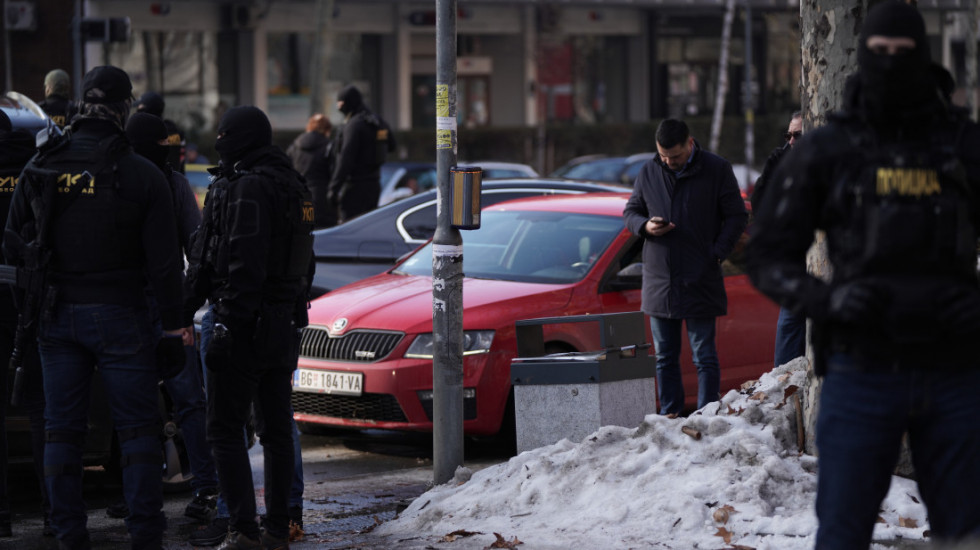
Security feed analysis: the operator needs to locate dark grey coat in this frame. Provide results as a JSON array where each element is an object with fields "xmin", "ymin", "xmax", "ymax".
[{"xmin": 623, "ymin": 141, "xmax": 747, "ymax": 319}]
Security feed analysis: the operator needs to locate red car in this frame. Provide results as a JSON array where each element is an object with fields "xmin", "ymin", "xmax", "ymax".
[{"xmin": 291, "ymin": 193, "xmax": 777, "ymax": 436}]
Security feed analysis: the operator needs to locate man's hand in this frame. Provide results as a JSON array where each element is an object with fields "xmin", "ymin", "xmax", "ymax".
[
  {"xmin": 827, "ymin": 281, "xmax": 887, "ymax": 324},
  {"xmin": 645, "ymin": 217, "xmax": 676, "ymax": 237}
]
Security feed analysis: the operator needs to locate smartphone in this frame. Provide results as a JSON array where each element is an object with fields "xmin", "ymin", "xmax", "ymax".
[{"xmin": 650, "ymin": 216, "xmax": 668, "ymax": 226}]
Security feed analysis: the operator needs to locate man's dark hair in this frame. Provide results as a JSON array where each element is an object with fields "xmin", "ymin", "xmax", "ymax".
[{"xmin": 656, "ymin": 119, "xmax": 690, "ymax": 149}]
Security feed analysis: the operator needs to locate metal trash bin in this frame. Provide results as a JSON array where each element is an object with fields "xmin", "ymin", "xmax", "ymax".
[{"xmin": 509, "ymin": 311, "xmax": 656, "ymax": 453}]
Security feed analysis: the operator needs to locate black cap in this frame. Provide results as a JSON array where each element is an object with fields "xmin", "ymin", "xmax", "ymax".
[
  {"xmin": 81, "ymin": 65, "xmax": 133, "ymax": 104},
  {"xmin": 136, "ymin": 91, "xmax": 165, "ymax": 117}
]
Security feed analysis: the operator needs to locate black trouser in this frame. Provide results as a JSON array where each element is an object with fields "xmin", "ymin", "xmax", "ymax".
[{"xmin": 206, "ymin": 356, "xmax": 294, "ymax": 539}]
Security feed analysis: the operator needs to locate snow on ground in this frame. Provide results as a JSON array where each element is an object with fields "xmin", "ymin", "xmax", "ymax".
[{"xmin": 377, "ymin": 359, "xmax": 929, "ymax": 549}]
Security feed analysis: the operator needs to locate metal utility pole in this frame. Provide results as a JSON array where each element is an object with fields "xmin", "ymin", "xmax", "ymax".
[
  {"xmin": 73, "ymin": 0, "xmax": 83, "ymax": 99},
  {"xmin": 432, "ymin": 0, "xmax": 464, "ymax": 486}
]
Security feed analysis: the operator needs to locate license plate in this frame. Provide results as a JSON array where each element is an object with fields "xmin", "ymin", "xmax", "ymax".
[{"xmin": 293, "ymin": 368, "xmax": 363, "ymax": 396}]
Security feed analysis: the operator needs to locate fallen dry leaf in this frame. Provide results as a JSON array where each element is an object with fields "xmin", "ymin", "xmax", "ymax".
[
  {"xmin": 749, "ymin": 391, "xmax": 767, "ymax": 401},
  {"xmin": 740, "ymin": 380, "xmax": 758, "ymax": 391},
  {"xmin": 907, "ymin": 493, "xmax": 920, "ymax": 504},
  {"xmin": 778, "ymin": 373, "xmax": 791, "ymax": 383},
  {"xmin": 441, "ymin": 529, "xmax": 482, "ymax": 542},
  {"xmin": 485, "ymin": 532, "xmax": 524, "ymax": 549},
  {"xmin": 288, "ymin": 520, "xmax": 304, "ymax": 542},
  {"xmin": 899, "ymin": 517, "xmax": 918, "ymax": 528},
  {"xmin": 782, "ymin": 385, "xmax": 799, "ymax": 402},
  {"xmin": 732, "ymin": 545, "xmax": 757, "ymax": 550},
  {"xmin": 876, "ymin": 516, "xmax": 886, "ymax": 524},
  {"xmin": 715, "ymin": 526, "xmax": 733, "ymax": 543}
]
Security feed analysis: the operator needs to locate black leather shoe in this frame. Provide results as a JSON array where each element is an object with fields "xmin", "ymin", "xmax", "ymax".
[
  {"xmin": 189, "ymin": 517, "xmax": 230, "ymax": 547},
  {"xmin": 105, "ymin": 498, "xmax": 129, "ymax": 519},
  {"xmin": 216, "ymin": 531, "xmax": 262, "ymax": 549},
  {"xmin": 185, "ymin": 487, "xmax": 219, "ymax": 523}
]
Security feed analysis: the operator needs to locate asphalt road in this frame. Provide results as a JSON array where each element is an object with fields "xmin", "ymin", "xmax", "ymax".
[{"xmin": 0, "ymin": 429, "xmax": 511, "ymax": 549}]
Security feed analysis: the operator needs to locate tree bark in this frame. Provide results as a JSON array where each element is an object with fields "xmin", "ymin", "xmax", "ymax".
[
  {"xmin": 709, "ymin": 0, "xmax": 737, "ymax": 153},
  {"xmin": 799, "ymin": 0, "xmax": 869, "ymax": 456}
]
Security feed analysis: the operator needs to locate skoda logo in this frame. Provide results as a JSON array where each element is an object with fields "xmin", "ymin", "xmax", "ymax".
[{"xmin": 331, "ymin": 318, "xmax": 349, "ymax": 333}]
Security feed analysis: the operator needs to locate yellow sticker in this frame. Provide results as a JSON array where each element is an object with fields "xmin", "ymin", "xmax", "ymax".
[
  {"xmin": 437, "ymin": 129, "xmax": 452, "ymax": 149},
  {"xmin": 436, "ymin": 84, "xmax": 449, "ymax": 118}
]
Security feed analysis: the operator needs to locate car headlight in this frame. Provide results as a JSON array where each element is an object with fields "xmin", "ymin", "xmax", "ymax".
[{"xmin": 404, "ymin": 330, "xmax": 494, "ymax": 359}]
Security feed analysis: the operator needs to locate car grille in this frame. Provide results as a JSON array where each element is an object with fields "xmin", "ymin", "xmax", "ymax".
[
  {"xmin": 300, "ymin": 327, "xmax": 403, "ymax": 362},
  {"xmin": 291, "ymin": 392, "xmax": 408, "ymax": 423}
]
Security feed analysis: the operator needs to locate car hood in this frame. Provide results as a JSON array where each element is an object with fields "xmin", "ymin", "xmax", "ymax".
[{"xmin": 308, "ymin": 273, "xmax": 574, "ymax": 335}]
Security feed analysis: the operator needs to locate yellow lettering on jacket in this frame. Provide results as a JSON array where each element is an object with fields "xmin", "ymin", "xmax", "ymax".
[
  {"xmin": 0, "ymin": 175, "xmax": 17, "ymax": 192},
  {"xmin": 875, "ymin": 168, "xmax": 941, "ymax": 197},
  {"xmin": 57, "ymin": 173, "xmax": 96, "ymax": 195},
  {"xmin": 165, "ymin": 133, "xmax": 182, "ymax": 146},
  {"xmin": 301, "ymin": 201, "xmax": 315, "ymax": 223},
  {"xmin": 50, "ymin": 115, "xmax": 66, "ymax": 128}
]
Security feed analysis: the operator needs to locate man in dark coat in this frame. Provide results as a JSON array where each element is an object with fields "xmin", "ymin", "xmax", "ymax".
[
  {"xmin": 182, "ymin": 105, "xmax": 313, "ymax": 549},
  {"xmin": 747, "ymin": 2, "xmax": 980, "ymax": 548},
  {"xmin": 4, "ymin": 65, "xmax": 185, "ymax": 550},
  {"xmin": 328, "ymin": 85, "xmax": 395, "ymax": 222},
  {"xmin": 623, "ymin": 118, "xmax": 747, "ymax": 417},
  {"xmin": 287, "ymin": 113, "xmax": 337, "ymax": 228}
]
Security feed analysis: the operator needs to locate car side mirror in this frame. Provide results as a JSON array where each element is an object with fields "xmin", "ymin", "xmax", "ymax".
[{"xmin": 607, "ymin": 262, "xmax": 642, "ymax": 291}]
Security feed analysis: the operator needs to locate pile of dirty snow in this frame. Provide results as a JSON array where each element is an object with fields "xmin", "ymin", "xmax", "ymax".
[{"xmin": 376, "ymin": 359, "xmax": 929, "ymax": 549}]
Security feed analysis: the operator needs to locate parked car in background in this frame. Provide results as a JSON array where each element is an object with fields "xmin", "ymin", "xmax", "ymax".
[
  {"xmin": 551, "ymin": 153, "xmax": 654, "ymax": 186},
  {"xmin": 378, "ymin": 161, "xmax": 539, "ymax": 207},
  {"xmin": 2, "ymin": 92, "xmax": 50, "ymax": 137},
  {"xmin": 309, "ymin": 178, "xmax": 628, "ymax": 297},
  {"xmin": 292, "ymin": 193, "xmax": 778, "ymax": 438}
]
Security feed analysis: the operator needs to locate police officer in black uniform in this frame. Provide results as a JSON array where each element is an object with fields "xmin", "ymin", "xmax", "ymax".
[
  {"xmin": 747, "ymin": 2, "xmax": 980, "ymax": 548},
  {"xmin": 183, "ymin": 105, "xmax": 313, "ymax": 549},
  {"xmin": 3, "ymin": 65, "xmax": 185, "ymax": 550},
  {"xmin": 0, "ymin": 109, "xmax": 41, "ymax": 538},
  {"xmin": 328, "ymin": 85, "xmax": 395, "ymax": 222},
  {"xmin": 136, "ymin": 91, "xmax": 186, "ymax": 174},
  {"xmin": 37, "ymin": 69, "xmax": 74, "ymax": 129}
]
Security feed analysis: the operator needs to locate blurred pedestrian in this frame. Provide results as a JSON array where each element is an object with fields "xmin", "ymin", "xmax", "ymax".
[
  {"xmin": 623, "ymin": 118, "xmax": 747, "ymax": 416},
  {"xmin": 37, "ymin": 69, "xmax": 74, "ymax": 128},
  {"xmin": 287, "ymin": 113, "xmax": 337, "ymax": 228},
  {"xmin": 328, "ymin": 85, "xmax": 396, "ymax": 222},
  {"xmin": 126, "ymin": 112, "xmax": 220, "ymax": 523},
  {"xmin": 747, "ymin": 2, "xmax": 980, "ymax": 548},
  {"xmin": 3, "ymin": 65, "xmax": 186, "ymax": 550},
  {"xmin": 751, "ymin": 111, "xmax": 805, "ymax": 368},
  {"xmin": 186, "ymin": 143, "xmax": 210, "ymax": 165},
  {"xmin": 182, "ymin": 105, "xmax": 313, "ymax": 549},
  {"xmin": 136, "ymin": 91, "xmax": 186, "ymax": 174}
]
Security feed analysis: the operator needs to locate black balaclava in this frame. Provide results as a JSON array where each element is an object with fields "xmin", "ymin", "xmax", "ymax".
[
  {"xmin": 214, "ymin": 105, "xmax": 272, "ymax": 166},
  {"xmin": 857, "ymin": 0, "xmax": 935, "ymax": 116},
  {"xmin": 126, "ymin": 112, "xmax": 170, "ymax": 169},
  {"xmin": 136, "ymin": 91, "xmax": 165, "ymax": 118},
  {"xmin": 337, "ymin": 85, "xmax": 363, "ymax": 116}
]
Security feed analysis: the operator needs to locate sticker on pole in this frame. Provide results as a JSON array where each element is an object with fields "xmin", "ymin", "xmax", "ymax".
[{"xmin": 436, "ymin": 84, "xmax": 452, "ymax": 150}]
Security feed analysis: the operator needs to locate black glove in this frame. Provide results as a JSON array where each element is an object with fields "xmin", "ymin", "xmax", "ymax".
[
  {"xmin": 826, "ymin": 281, "xmax": 887, "ymax": 325},
  {"xmin": 205, "ymin": 322, "xmax": 234, "ymax": 372},
  {"xmin": 939, "ymin": 287, "xmax": 980, "ymax": 335},
  {"xmin": 155, "ymin": 335, "xmax": 186, "ymax": 380}
]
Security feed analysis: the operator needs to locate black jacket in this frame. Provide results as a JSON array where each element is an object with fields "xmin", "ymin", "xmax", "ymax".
[
  {"xmin": 183, "ymin": 146, "xmax": 313, "ymax": 334},
  {"xmin": 2, "ymin": 119, "xmax": 185, "ymax": 330},
  {"xmin": 623, "ymin": 141, "xmax": 747, "ymax": 319},
  {"xmin": 746, "ymin": 77, "xmax": 980, "ymax": 370},
  {"xmin": 329, "ymin": 107, "xmax": 395, "ymax": 208}
]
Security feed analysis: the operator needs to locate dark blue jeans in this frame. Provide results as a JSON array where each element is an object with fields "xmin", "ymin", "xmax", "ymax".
[
  {"xmin": 38, "ymin": 303, "xmax": 165, "ymax": 549},
  {"xmin": 774, "ymin": 307, "xmax": 806, "ymax": 367},
  {"xmin": 649, "ymin": 316, "xmax": 719, "ymax": 415},
  {"xmin": 816, "ymin": 356, "xmax": 980, "ymax": 549}
]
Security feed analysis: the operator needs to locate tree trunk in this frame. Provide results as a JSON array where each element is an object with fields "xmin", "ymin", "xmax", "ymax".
[
  {"xmin": 709, "ymin": 0, "xmax": 737, "ymax": 152},
  {"xmin": 799, "ymin": 0, "xmax": 869, "ymax": 456}
]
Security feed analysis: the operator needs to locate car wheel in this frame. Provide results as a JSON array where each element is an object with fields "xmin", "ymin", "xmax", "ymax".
[{"xmin": 161, "ymin": 419, "xmax": 194, "ymax": 494}]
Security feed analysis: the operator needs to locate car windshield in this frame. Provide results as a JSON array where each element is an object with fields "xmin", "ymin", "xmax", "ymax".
[
  {"xmin": 559, "ymin": 158, "xmax": 627, "ymax": 181},
  {"xmin": 394, "ymin": 210, "xmax": 624, "ymax": 284}
]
